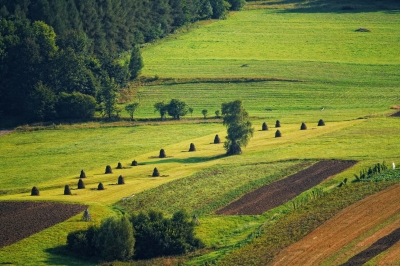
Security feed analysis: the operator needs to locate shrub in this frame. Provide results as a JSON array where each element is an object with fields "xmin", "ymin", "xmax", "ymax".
[
  {"xmin": 118, "ymin": 175, "xmax": 125, "ymax": 185},
  {"xmin": 98, "ymin": 182, "xmax": 105, "ymax": 190},
  {"xmin": 275, "ymin": 130, "xmax": 282, "ymax": 138},
  {"xmin": 105, "ymin": 165, "xmax": 112, "ymax": 174},
  {"xmin": 31, "ymin": 186, "xmax": 39, "ymax": 196},
  {"xmin": 159, "ymin": 149, "xmax": 166, "ymax": 158},
  {"xmin": 66, "ymin": 225, "xmax": 98, "ymax": 256},
  {"xmin": 80, "ymin": 170, "xmax": 86, "ymax": 178},
  {"xmin": 131, "ymin": 210, "xmax": 204, "ymax": 260},
  {"xmin": 78, "ymin": 178, "xmax": 85, "ymax": 189},
  {"xmin": 117, "ymin": 162, "xmax": 123, "ymax": 169},
  {"xmin": 82, "ymin": 209, "xmax": 91, "ymax": 221},
  {"xmin": 300, "ymin": 122, "xmax": 307, "ymax": 130},
  {"xmin": 214, "ymin": 134, "xmax": 221, "ymax": 144},
  {"xmin": 131, "ymin": 160, "xmax": 138, "ymax": 166},
  {"xmin": 275, "ymin": 120, "xmax": 281, "ymax": 127},
  {"xmin": 318, "ymin": 119, "xmax": 325, "ymax": 126},
  {"xmin": 262, "ymin": 122, "xmax": 268, "ymax": 131},
  {"xmin": 96, "ymin": 215, "xmax": 135, "ymax": 261},
  {"xmin": 152, "ymin": 168, "xmax": 160, "ymax": 177},
  {"xmin": 64, "ymin": 185, "xmax": 72, "ymax": 195},
  {"xmin": 189, "ymin": 143, "xmax": 196, "ymax": 152}
]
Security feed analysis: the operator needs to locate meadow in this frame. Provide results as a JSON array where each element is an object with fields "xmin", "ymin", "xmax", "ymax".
[{"xmin": 0, "ymin": 1, "xmax": 400, "ymax": 265}]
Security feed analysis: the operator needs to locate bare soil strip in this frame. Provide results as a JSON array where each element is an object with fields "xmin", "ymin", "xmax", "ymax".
[
  {"xmin": 216, "ymin": 160, "xmax": 357, "ymax": 215},
  {"xmin": 342, "ymin": 227, "xmax": 400, "ymax": 265},
  {"xmin": 269, "ymin": 182, "xmax": 400, "ymax": 266},
  {"xmin": 0, "ymin": 201, "xmax": 87, "ymax": 248}
]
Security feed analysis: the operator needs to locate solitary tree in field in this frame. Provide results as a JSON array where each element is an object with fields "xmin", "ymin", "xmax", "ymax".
[
  {"xmin": 125, "ymin": 102, "xmax": 140, "ymax": 120},
  {"xmin": 154, "ymin": 101, "xmax": 167, "ymax": 120},
  {"xmin": 221, "ymin": 100, "xmax": 254, "ymax": 155},
  {"xmin": 189, "ymin": 107, "xmax": 194, "ymax": 117},
  {"xmin": 202, "ymin": 109, "xmax": 208, "ymax": 119},
  {"xmin": 167, "ymin": 99, "xmax": 188, "ymax": 120}
]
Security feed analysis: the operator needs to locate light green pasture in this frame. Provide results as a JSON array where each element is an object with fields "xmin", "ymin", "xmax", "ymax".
[{"xmin": 142, "ymin": 10, "xmax": 400, "ymax": 78}]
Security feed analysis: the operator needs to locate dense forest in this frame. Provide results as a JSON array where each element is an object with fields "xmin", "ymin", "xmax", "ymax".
[{"xmin": 0, "ymin": 0, "xmax": 245, "ymax": 122}]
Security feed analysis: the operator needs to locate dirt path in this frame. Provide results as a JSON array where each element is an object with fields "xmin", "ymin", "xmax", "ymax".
[
  {"xmin": 269, "ymin": 182, "xmax": 400, "ymax": 266},
  {"xmin": 0, "ymin": 129, "xmax": 12, "ymax": 137},
  {"xmin": 0, "ymin": 201, "xmax": 87, "ymax": 248},
  {"xmin": 216, "ymin": 160, "xmax": 357, "ymax": 215}
]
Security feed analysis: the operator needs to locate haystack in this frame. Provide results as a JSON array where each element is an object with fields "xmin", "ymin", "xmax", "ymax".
[
  {"xmin": 275, "ymin": 130, "xmax": 282, "ymax": 138},
  {"xmin": 318, "ymin": 119, "xmax": 325, "ymax": 126},
  {"xmin": 31, "ymin": 186, "xmax": 39, "ymax": 196},
  {"xmin": 78, "ymin": 178, "xmax": 85, "ymax": 189},
  {"xmin": 64, "ymin": 185, "xmax": 72, "ymax": 195},
  {"xmin": 117, "ymin": 162, "xmax": 123, "ymax": 169},
  {"xmin": 152, "ymin": 167, "xmax": 160, "ymax": 177},
  {"xmin": 275, "ymin": 120, "xmax": 281, "ymax": 128},
  {"xmin": 118, "ymin": 175, "xmax": 125, "ymax": 185},
  {"xmin": 159, "ymin": 149, "xmax": 166, "ymax": 158},
  {"xmin": 80, "ymin": 170, "xmax": 86, "ymax": 178},
  {"xmin": 97, "ymin": 182, "xmax": 104, "ymax": 190},
  {"xmin": 189, "ymin": 143, "xmax": 196, "ymax": 152},
  {"xmin": 214, "ymin": 134, "xmax": 221, "ymax": 144},
  {"xmin": 131, "ymin": 160, "xmax": 138, "ymax": 166},
  {"xmin": 300, "ymin": 122, "xmax": 307, "ymax": 130},
  {"xmin": 105, "ymin": 165, "xmax": 112, "ymax": 174},
  {"xmin": 262, "ymin": 122, "xmax": 268, "ymax": 131}
]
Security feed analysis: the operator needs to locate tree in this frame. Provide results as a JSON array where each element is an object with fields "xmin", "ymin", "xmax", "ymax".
[
  {"xmin": 202, "ymin": 109, "xmax": 208, "ymax": 119},
  {"xmin": 154, "ymin": 101, "xmax": 167, "ymax": 120},
  {"xmin": 215, "ymin": 110, "xmax": 220, "ymax": 118},
  {"xmin": 188, "ymin": 107, "xmax": 194, "ymax": 117},
  {"xmin": 129, "ymin": 44, "xmax": 143, "ymax": 80},
  {"xmin": 125, "ymin": 102, "xmax": 140, "ymax": 120},
  {"xmin": 56, "ymin": 92, "xmax": 96, "ymax": 119},
  {"xmin": 98, "ymin": 77, "xmax": 119, "ymax": 119},
  {"xmin": 167, "ymin": 99, "xmax": 188, "ymax": 120},
  {"xmin": 25, "ymin": 81, "xmax": 57, "ymax": 121},
  {"xmin": 96, "ymin": 215, "xmax": 135, "ymax": 261},
  {"xmin": 221, "ymin": 100, "xmax": 254, "ymax": 155}
]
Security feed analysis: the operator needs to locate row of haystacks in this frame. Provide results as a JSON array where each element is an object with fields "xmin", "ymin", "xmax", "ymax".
[
  {"xmin": 261, "ymin": 119, "xmax": 325, "ymax": 131},
  {"xmin": 30, "ymin": 120, "xmax": 326, "ymax": 196}
]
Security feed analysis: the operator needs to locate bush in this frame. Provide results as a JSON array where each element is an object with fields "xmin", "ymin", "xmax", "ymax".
[
  {"xmin": 275, "ymin": 120, "xmax": 281, "ymax": 128},
  {"xmin": 262, "ymin": 122, "xmax": 268, "ymax": 131},
  {"xmin": 300, "ymin": 122, "xmax": 307, "ymax": 130},
  {"xmin": 56, "ymin": 92, "xmax": 96, "ymax": 120},
  {"xmin": 152, "ymin": 168, "xmax": 160, "ymax": 177},
  {"xmin": 275, "ymin": 130, "xmax": 282, "ymax": 138},
  {"xmin": 78, "ymin": 178, "xmax": 85, "ymax": 189},
  {"xmin": 105, "ymin": 165, "xmax": 112, "ymax": 174},
  {"xmin": 64, "ymin": 185, "xmax": 72, "ymax": 195},
  {"xmin": 318, "ymin": 119, "xmax": 325, "ymax": 126},
  {"xmin": 131, "ymin": 210, "xmax": 204, "ymax": 260},
  {"xmin": 67, "ymin": 225, "xmax": 99, "ymax": 257},
  {"xmin": 118, "ymin": 175, "xmax": 125, "ymax": 185},
  {"xmin": 98, "ymin": 182, "xmax": 104, "ymax": 190},
  {"xmin": 159, "ymin": 149, "xmax": 166, "ymax": 158},
  {"xmin": 189, "ymin": 143, "xmax": 196, "ymax": 152},
  {"xmin": 31, "ymin": 186, "xmax": 39, "ymax": 196},
  {"xmin": 214, "ymin": 134, "xmax": 221, "ymax": 144},
  {"xmin": 80, "ymin": 170, "xmax": 86, "ymax": 178},
  {"xmin": 117, "ymin": 162, "xmax": 123, "ymax": 169},
  {"xmin": 131, "ymin": 160, "xmax": 138, "ymax": 166},
  {"xmin": 96, "ymin": 215, "xmax": 135, "ymax": 261}
]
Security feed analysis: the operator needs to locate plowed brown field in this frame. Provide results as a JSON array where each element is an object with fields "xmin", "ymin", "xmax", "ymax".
[
  {"xmin": 269, "ymin": 182, "xmax": 400, "ymax": 266},
  {"xmin": 0, "ymin": 201, "xmax": 87, "ymax": 248},
  {"xmin": 216, "ymin": 160, "xmax": 357, "ymax": 215}
]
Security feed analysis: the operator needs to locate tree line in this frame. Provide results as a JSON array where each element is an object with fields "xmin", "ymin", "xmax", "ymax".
[{"xmin": 0, "ymin": 0, "xmax": 245, "ymax": 122}]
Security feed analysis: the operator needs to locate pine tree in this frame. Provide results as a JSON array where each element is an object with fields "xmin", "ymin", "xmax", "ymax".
[{"xmin": 129, "ymin": 44, "xmax": 143, "ymax": 80}]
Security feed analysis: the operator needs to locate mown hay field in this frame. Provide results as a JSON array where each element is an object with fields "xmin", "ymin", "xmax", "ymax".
[{"xmin": 1, "ymin": 1, "xmax": 400, "ymax": 265}]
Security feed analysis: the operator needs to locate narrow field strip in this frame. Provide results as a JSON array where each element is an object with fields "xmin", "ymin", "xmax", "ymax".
[
  {"xmin": 216, "ymin": 160, "xmax": 357, "ymax": 215},
  {"xmin": 269, "ymin": 182, "xmax": 400, "ymax": 266}
]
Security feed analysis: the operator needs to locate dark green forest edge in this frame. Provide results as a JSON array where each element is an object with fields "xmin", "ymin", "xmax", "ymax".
[{"xmin": 0, "ymin": 0, "xmax": 245, "ymax": 125}]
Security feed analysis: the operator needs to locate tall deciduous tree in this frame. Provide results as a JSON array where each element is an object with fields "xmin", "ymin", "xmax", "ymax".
[
  {"xmin": 221, "ymin": 100, "xmax": 254, "ymax": 155},
  {"xmin": 125, "ymin": 102, "xmax": 140, "ymax": 120},
  {"xmin": 167, "ymin": 99, "xmax": 188, "ymax": 120}
]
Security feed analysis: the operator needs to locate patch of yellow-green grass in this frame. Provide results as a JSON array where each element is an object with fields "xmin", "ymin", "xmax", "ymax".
[
  {"xmin": 0, "ymin": 123, "xmax": 224, "ymax": 193},
  {"xmin": 0, "ymin": 205, "xmax": 113, "ymax": 266}
]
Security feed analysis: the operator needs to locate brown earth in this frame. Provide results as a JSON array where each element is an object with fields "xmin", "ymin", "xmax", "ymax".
[
  {"xmin": 0, "ymin": 201, "xmax": 87, "ymax": 248},
  {"xmin": 0, "ymin": 129, "xmax": 12, "ymax": 137},
  {"xmin": 269, "ymin": 182, "xmax": 400, "ymax": 266},
  {"xmin": 216, "ymin": 160, "xmax": 357, "ymax": 215},
  {"xmin": 390, "ymin": 111, "xmax": 400, "ymax": 117}
]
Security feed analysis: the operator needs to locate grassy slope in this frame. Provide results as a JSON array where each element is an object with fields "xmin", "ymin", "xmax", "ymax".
[{"xmin": 1, "ymin": 1, "xmax": 400, "ymax": 265}]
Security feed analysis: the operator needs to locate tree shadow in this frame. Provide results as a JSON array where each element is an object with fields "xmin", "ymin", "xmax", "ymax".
[
  {"xmin": 273, "ymin": 0, "xmax": 400, "ymax": 13},
  {"xmin": 144, "ymin": 154, "xmax": 226, "ymax": 165},
  {"xmin": 45, "ymin": 246, "xmax": 97, "ymax": 265},
  {"xmin": 341, "ymin": 227, "xmax": 400, "ymax": 266}
]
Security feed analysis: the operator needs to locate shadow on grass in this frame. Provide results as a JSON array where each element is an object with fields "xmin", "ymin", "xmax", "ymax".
[
  {"xmin": 144, "ymin": 154, "xmax": 226, "ymax": 165},
  {"xmin": 45, "ymin": 245, "xmax": 97, "ymax": 266},
  {"xmin": 272, "ymin": 0, "xmax": 400, "ymax": 13}
]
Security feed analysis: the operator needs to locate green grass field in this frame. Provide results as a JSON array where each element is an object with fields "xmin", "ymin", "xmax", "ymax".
[{"xmin": 1, "ymin": 1, "xmax": 400, "ymax": 265}]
